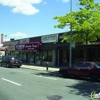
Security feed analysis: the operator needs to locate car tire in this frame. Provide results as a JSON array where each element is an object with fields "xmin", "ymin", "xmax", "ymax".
[
  {"xmin": 90, "ymin": 74, "xmax": 98, "ymax": 82},
  {"xmin": 17, "ymin": 66, "xmax": 20, "ymax": 68}
]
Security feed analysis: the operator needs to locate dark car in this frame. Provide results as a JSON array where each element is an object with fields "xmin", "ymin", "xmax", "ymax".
[
  {"xmin": 0, "ymin": 56, "xmax": 22, "ymax": 68},
  {"xmin": 59, "ymin": 62, "xmax": 100, "ymax": 81}
]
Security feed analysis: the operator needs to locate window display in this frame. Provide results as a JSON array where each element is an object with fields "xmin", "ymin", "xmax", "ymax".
[
  {"xmin": 42, "ymin": 50, "xmax": 47, "ymax": 61},
  {"xmin": 20, "ymin": 52, "xmax": 26, "ymax": 62},
  {"xmin": 48, "ymin": 50, "xmax": 53, "ymax": 62},
  {"xmin": 29, "ymin": 52, "xmax": 34, "ymax": 64},
  {"xmin": 35, "ymin": 52, "xmax": 41, "ymax": 65},
  {"xmin": 42, "ymin": 50, "xmax": 53, "ymax": 62}
]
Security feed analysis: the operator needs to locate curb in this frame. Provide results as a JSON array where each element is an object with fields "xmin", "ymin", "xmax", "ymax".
[{"xmin": 21, "ymin": 65, "xmax": 59, "ymax": 72}]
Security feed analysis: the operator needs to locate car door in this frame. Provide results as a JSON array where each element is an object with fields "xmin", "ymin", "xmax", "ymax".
[
  {"xmin": 73, "ymin": 62, "xmax": 84, "ymax": 76},
  {"xmin": 67, "ymin": 67, "xmax": 77, "ymax": 76},
  {"xmin": 2, "ymin": 56, "xmax": 10, "ymax": 66},
  {"xmin": 78, "ymin": 62, "xmax": 92, "ymax": 76},
  {"xmin": 68, "ymin": 62, "xmax": 82, "ymax": 76}
]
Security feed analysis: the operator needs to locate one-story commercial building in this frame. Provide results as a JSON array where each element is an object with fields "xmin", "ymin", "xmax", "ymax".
[{"xmin": 1, "ymin": 32, "xmax": 100, "ymax": 67}]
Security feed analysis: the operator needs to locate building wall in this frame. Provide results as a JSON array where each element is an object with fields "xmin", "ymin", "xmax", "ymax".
[{"xmin": 2, "ymin": 32, "xmax": 100, "ymax": 67}]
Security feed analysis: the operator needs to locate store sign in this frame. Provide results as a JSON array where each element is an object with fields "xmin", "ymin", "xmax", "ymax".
[
  {"xmin": 15, "ymin": 42, "xmax": 39, "ymax": 51},
  {"xmin": 7, "ymin": 46, "xmax": 15, "ymax": 51},
  {"xmin": 41, "ymin": 34, "xmax": 58, "ymax": 43},
  {"xmin": 20, "ymin": 38, "xmax": 29, "ymax": 43},
  {"xmin": 3, "ymin": 41, "xmax": 19, "ymax": 46},
  {"xmin": 90, "ymin": 42, "xmax": 100, "ymax": 45},
  {"xmin": 9, "ymin": 41, "xmax": 19, "ymax": 46},
  {"xmin": 3, "ymin": 41, "xmax": 11, "ymax": 46},
  {"xmin": 59, "ymin": 34, "xmax": 69, "ymax": 39}
]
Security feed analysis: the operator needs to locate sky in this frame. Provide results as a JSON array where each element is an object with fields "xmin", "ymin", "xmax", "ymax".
[{"xmin": 0, "ymin": 0, "xmax": 100, "ymax": 42}]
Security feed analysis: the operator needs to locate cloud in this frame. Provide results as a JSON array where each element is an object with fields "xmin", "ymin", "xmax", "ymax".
[
  {"xmin": 0, "ymin": 0, "xmax": 42, "ymax": 15},
  {"xmin": 62, "ymin": 0, "xmax": 69, "ymax": 3},
  {"xmin": 43, "ymin": 2, "xmax": 47, "ymax": 5},
  {"xmin": 10, "ymin": 32, "xmax": 28, "ymax": 39},
  {"xmin": 56, "ymin": 0, "xmax": 69, "ymax": 3}
]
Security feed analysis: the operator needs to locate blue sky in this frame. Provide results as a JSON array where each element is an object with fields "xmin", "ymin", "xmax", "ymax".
[{"xmin": 0, "ymin": 0, "xmax": 100, "ymax": 41}]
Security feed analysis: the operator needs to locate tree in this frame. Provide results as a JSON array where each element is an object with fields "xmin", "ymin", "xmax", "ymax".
[{"xmin": 54, "ymin": 0, "xmax": 100, "ymax": 60}]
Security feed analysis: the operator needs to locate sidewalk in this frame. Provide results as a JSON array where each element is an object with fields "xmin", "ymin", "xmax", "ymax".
[{"xmin": 21, "ymin": 64, "xmax": 59, "ymax": 72}]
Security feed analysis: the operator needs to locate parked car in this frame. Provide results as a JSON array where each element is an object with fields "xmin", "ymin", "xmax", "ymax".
[
  {"xmin": 59, "ymin": 62, "xmax": 100, "ymax": 81},
  {"xmin": 0, "ymin": 56, "xmax": 22, "ymax": 68}
]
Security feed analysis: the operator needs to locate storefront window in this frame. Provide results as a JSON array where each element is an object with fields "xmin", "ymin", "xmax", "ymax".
[
  {"xmin": 48, "ymin": 50, "xmax": 52, "ymax": 62},
  {"xmin": 42, "ymin": 50, "xmax": 53, "ymax": 62},
  {"xmin": 30, "ymin": 52, "xmax": 34, "ymax": 64},
  {"xmin": 35, "ymin": 52, "xmax": 41, "ymax": 65},
  {"xmin": 20, "ymin": 52, "xmax": 26, "ymax": 62},
  {"xmin": 42, "ymin": 50, "xmax": 47, "ymax": 61}
]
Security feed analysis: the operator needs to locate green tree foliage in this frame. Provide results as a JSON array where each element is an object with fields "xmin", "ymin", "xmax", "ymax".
[{"xmin": 54, "ymin": 0, "xmax": 100, "ymax": 45}]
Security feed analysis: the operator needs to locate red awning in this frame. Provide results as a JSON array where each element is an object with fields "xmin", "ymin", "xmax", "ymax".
[{"xmin": 0, "ymin": 46, "xmax": 8, "ymax": 51}]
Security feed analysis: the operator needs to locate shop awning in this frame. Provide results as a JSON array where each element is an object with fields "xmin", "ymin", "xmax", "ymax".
[
  {"xmin": 0, "ymin": 46, "xmax": 8, "ymax": 51},
  {"xmin": 15, "ymin": 42, "xmax": 40, "ymax": 51}
]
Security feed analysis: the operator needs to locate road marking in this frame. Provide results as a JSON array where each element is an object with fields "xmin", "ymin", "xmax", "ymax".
[
  {"xmin": 1, "ymin": 78, "xmax": 22, "ymax": 86},
  {"xmin": 34, "ymin": 75, "xmax": 57, "ymax": 80}
]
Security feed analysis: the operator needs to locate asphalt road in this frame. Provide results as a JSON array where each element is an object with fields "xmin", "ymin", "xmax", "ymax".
[{"xmin": 0, "ymin": 66, "xmax": 100, "ymax": 100}]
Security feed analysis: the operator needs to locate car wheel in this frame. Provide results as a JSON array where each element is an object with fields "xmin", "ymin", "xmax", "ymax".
[
  {"xmin": 17, "ymin": 66, "xmax": 20, "ymax": 68},
  {"xmin": 90, "ymin": 74, "xmax": 98, "ymax": 82}
]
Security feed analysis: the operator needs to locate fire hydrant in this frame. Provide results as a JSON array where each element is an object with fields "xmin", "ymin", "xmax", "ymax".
[{"xmin": 46, "ymin": 62, "xmax": 49, "ymax": 71}]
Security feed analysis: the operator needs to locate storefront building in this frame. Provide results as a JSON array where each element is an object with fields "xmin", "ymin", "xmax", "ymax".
[
  {"xmin": 2, "ymin": 40, "xmax": 19, "ymax": 56},
  {"xmin": 1, "ymin": 32, "xmax": 100, "ymax": 67},
  {"xmin": 15, "ymin": 37, "xmax": 40, "ymax": 64},
  {"xmin": 40, "ymin": 34, "xmax": 58, "ymax": 67},
  {"xmin": 7, "ymin": 40, "xmax": 19, "ymax": 56},
  {"xmin": 29, "ymin": 36, "xmax": 41, "ymax": 65}
]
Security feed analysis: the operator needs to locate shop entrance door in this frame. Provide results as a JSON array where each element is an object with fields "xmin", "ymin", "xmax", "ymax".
[
  {"xmin": 35, "ymin": 52, "xmax": 41, "ymax": 65},
  {"xmin": 59, "ymin": 49, "xmax": 69, "ymax": 66}
]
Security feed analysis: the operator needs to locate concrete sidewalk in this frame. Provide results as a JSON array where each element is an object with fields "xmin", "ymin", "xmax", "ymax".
[{"xmin": 21, "ymin": 64, "xmax": 59, "ymax": 72}]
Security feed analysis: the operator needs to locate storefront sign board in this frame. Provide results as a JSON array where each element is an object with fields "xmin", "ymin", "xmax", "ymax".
[
  {"xmin": 15, "ymin": 42, "xmax": 39, "ymax": 51},
  {"xmin": 41, "ymin": 34, "xmax": 58, "ymax": 43}
]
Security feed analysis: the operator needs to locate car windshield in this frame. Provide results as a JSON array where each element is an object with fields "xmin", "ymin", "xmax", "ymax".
[{"xmin": 94, "ymin": 62, "xmax": 100, "ymax": 68}]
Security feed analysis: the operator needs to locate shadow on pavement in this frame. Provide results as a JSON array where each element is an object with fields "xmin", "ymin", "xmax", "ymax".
[
  {"xmin": 66, "ymin": 79, "xmax": 100, "ymax": 99},
  {"xmin": 34, "ymin": 71, "xmax": 61, "ymax": 78}
]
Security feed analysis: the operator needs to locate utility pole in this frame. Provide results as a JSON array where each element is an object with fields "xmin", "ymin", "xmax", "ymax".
[{"xmin": 69, "ymin": 0, "xmax": 72, "ymax": 67}]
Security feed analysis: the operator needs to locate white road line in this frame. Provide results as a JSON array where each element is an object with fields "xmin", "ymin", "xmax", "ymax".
[
  {"xmin": 34, "ymin": 75, "xmax": 57, "ymax": 80},
  {"xmin": 1, "ymin": 78, "xmax": 22, "ymax": 86}
]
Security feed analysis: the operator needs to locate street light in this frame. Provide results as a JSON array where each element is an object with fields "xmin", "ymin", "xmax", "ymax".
[{"xmin": 69, "ymin": 0, "xmax": 72, "ymax": 67}]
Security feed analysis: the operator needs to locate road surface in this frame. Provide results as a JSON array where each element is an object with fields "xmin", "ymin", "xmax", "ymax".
[{"xmin": 0, "ymin": 66, "xmax": 100, "ymax": 100}]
